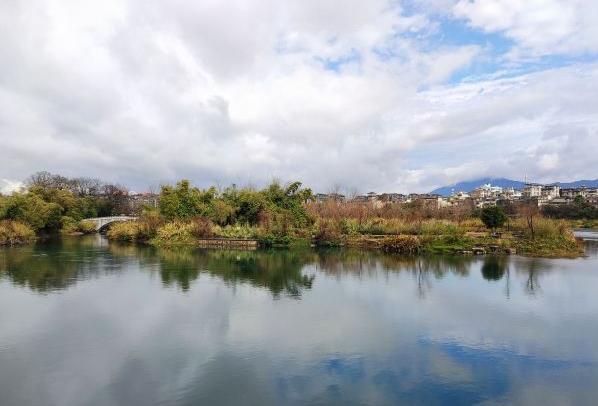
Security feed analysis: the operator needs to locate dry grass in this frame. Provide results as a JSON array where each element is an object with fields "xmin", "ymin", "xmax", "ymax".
[{"xmin": 0, "ymin": 220, "xmax": 36, "ymax": 245}]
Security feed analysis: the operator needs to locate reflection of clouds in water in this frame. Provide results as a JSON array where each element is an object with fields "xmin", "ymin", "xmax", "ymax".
[{"xmin": 1, "ymin": 240, "xmax": 598, "ymax": 404}]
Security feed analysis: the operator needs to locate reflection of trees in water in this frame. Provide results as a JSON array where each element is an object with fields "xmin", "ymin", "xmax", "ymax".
[
  {"xmin": 481, "ymin": 256, "xmax": 508, "ymax": 281},
  {"xmin": 2, "ymin": 236, "xmax": 560, "ymax": 298},
  {"xmin": 313, "ymin": 250, "xmax": 472, "ymax": 277},
  {"xmin": 0, "ymin": 235, "xmax": 127, "ymax": 293},
  {"xmin": 410, "ymin": 256, "xmax": 475, "ymax": 298},
  {"xmin": 312, "ymin": 250, "xmax": 475, "ymax": 298},
  {"xmin": 1, "ymin": 239, "xmax": 317, "ymax": 298},
  {"xmin": 150, "ymin": 248, "xmax": 316, "ymax": 298},
  {"xmin": 520, "ymin": 259, "xmax": 547, "ymax": 296},
  {"xmin": 507, "ymin": 256, "xmax": 553, "ymax": 297}
]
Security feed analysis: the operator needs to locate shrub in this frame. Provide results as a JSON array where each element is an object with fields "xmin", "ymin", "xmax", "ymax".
[
  {"xmin": 340, "ymin": 218, "xmax": 359, "ymax": 235},
  {"xmin": 77, "ymin": 220, "xmax": 97, "ymax": 234},
  {"xmin": 190, "ymin": 217, "xmax": 214, "ymax": 238},
  {"xmin": 480, "ymin": 206, "xmax": 507, "ymax": 230},
  {"xmin": 381, "ymin": 235, "xmax": 421, "ymax": 254},
  {"xmin": 213, "ymin": 224, "xmax": 258, "ymax": 239},
  {"xmin": 60, "ymin": 216, "xmax": 79, "ymax": 233},
  {"xmin": 0, "ymin": 220, "xmax": 36, "ymax": 245},
  {"xmin": 154, "ymin": 221, "xmax": 194, "ymax": 245},
  {"xmin": 314, "ymin": 219, "xmax": 342, "ymax": 246},
  {"xmin": 106, "ymin": 221, "xmax": 143, "ymax": 242}
]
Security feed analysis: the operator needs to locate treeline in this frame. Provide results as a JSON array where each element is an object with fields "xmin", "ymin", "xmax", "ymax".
[
  {"xmin": 0, "ymin": 172, "xmax": 588, "ymax": 256},
  {"xmin": 108, "ymin": 180, "xmax": 315, "ymax": 246},
  {"xmin": 542, "ymin": 196, "xmax": 598, "ymax": 220},
  {"xmin": 1, "ymin": 172, "xmax": 130, "ymax": 243}
]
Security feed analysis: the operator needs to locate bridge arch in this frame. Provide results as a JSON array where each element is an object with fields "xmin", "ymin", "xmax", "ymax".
[{"xmin": 84, "ymin": 216, "xmax": 138, "ymax": 233}]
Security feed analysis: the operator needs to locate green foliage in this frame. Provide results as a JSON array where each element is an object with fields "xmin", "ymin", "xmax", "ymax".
[
  {"xmin": 159, "ymin": 180, "xmax": 216, "ymax": 220},
  {"xmin": 60, "ymin": 216, "xmax": 79, "ymax": 233},
  {"xmin": 158, "ymin": 179, "xmax": 312, "ymax": 233},
  {"xmin": 2, "ymin": 193, "xmax": 62, "ymax": 231},
  {"xmin": 542, "ymin": 198, "xmax": 598, "ymax": 220},
  {"xmin": 480, "ymin": 206, "xmax": 507, "ymax": 230}
]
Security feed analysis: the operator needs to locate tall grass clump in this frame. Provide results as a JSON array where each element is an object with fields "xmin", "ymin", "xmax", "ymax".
[
  {"xmin": 419, "ymin": 220, "xmax": 463, "ymax": 237},
  {"xmin": 190, "ymin": 217, "xmax": 214, "ymax": 238},
  {"xmin": 213, "ymin": 224, "xmax": 258, "ymax": 239},
  {"xmin": 0, "ymin": 220, "xmax": 36, "ymax": 245},
  {"xmin": 314, "ymin": 218, "xmax": 343, "ymax": 246},
  {"xmin": 510, "ymin": 216, "xmax": 581, "ymax": 257},
  {"xmin": 380, "ymin": 235, "xmax": 421, "ymax": 254},
  {"xmin": 106, "ymin": 221, "xmax": 144, "ymax": 242},
  {"xmin": 77, "ymin": 220, "xmax": 97, "ymax": 234},
  {"xmin": 153, "ymin": 221, "xmax": 195, "ymax": 245}
]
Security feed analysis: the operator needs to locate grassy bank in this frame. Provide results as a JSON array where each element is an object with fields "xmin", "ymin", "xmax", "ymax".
[
  {"xmin": 0, "ymin": 220, "xmax": 36, "ymax": 246},
  {"xmin": 104, "ymin": 215, "xmax": 583, "ymax": 258},
  {"xmin": 567, "ymin": 219, "xmax": 598, "ymax": 230}
]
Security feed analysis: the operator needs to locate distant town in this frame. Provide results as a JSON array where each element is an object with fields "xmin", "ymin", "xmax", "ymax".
[{"xmin": 312, "ymin": 183, "xmax": 598, "ymax": 210}]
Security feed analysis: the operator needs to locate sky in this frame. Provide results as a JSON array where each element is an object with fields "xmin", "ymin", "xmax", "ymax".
[{"xmin": 1, "ymin": 0, "xmax": 597, "ymax": 194}]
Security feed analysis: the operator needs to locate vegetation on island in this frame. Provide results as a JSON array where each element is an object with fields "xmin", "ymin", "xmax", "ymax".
[
  {"xmin": 0, "ymin": 172, "xmax": 587, "ymax": 257},
  {"xmin": 102, "ymin": 178, "xmax": 583, "ymax": 257},
  {"xmin": 0, "ymin": 172, "xmax": 129, "ymax": 244}
]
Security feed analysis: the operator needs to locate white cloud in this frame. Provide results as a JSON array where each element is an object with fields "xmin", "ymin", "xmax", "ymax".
[
  {"xmin": 0, "ymin": 179, "xmax": 24, "ymax": 195},
  {"xmin": 453, "ymin": 0, "xmax": 598, "ymax": 57},
  {"xmin": 0, "ymin": 0, "xmax": 596, "ymax": 193}
]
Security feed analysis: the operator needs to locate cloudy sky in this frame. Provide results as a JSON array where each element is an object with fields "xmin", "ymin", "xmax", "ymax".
[{"xmin": 1, "ymin": 0, "xmax": 597, "ymax": 194}]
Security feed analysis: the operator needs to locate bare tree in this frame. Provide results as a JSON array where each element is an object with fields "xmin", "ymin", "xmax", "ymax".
[{"xmin": 518, "ymin": 200, "xmax": 539, "ymax": 239}]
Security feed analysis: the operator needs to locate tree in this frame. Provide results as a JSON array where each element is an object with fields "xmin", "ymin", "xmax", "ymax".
[
  {"xmin": 518, "ymin": 200, "xmax": 539, "ymax": 239},
  {"xmin": 480, "ymin": 205, "xmax": 507, "ymax": 230}
]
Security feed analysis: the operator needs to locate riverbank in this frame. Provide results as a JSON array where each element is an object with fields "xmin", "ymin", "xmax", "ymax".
[{"xmin": 101, "ymin": 216, "xmax": 584, "ymax": 258}]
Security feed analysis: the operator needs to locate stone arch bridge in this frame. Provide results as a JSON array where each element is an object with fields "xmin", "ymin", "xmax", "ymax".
[{"xmin": 84, "ymin": 216, "xmax": 138, "ymax": 232}]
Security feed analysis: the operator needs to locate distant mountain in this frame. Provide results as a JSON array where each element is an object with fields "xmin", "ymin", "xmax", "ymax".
[
  {"xmin": 551, "ymin": 179, "xmax": 598, "ymax": 188},
  {"xmin": 431, "ymin": 178, "xmax": 598, "ymax": 196}
]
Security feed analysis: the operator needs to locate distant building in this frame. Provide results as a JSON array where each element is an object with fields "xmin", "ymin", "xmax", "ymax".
[
  {"xmin": 450, "ymin": 191, "xmax": 470, "ymax": 200},
  {"xmin": 561, "ymin": 187, "xmax": 588, "ymax": 199},
  {"xmin": 523, "ymin": 183, "xmax": 543, "ymax": 198},
  {"xmin": 378, "ymin": 193, "xmax": 406, "ymax": 203},
  {"xmin": 128, "ymin": 192, "xmax": 159, "ymax": 214},
  {"xmin": 471, "ymin": 183, "xmax": 503, "ymax": 199},
  {"xmin": 541, "ymin": 185, "xmax": 560, "ymax": 200}
]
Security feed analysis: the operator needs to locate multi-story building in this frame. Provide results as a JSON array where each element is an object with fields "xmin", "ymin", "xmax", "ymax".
[
  {"xmin": 523, "ymin": 183, "xmax": 543, "ymax": 198},
  {"xmin": 471, "ymin": 184, "xmax": 503, "ymax": 199},
  {"xmin": 541, "ymin": 185, "xmax": 560, "ymax": 200}
]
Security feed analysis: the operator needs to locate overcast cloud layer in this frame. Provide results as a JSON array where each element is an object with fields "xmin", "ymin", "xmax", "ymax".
[{"xmin": 1, "ymin": 0, "xmax": 597, "ymax": 193}]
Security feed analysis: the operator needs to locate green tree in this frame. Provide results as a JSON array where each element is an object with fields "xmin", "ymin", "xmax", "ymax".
[{"xmin": 480, "ymin": 205, "xmax": 507, "ymax": 230}]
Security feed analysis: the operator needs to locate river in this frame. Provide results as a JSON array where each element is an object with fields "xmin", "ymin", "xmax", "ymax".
[{"xmin": 1, "ymin": 233, "xmax": 598, "ymax": 405}]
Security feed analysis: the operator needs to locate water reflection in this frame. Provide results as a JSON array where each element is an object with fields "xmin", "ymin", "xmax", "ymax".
[
  {"xmin": 153, "ymin": 248, "xmax": 316, "ymax": 297},
  {"xmin": 1, "ymin": 239, "xmax": 598, "ymax": 405},
  {"xmin": 0, "ymin": 236, "xmax": 122, "ymax": 293},
  {"xmin": 1, "ymin": 237, "xmax": 586, "ymax": 299}
]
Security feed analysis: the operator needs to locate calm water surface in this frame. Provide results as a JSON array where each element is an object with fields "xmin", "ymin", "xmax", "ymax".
[{"xmin": 1, "ymin": 234, "xmax": 598, "ymax": 405}]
